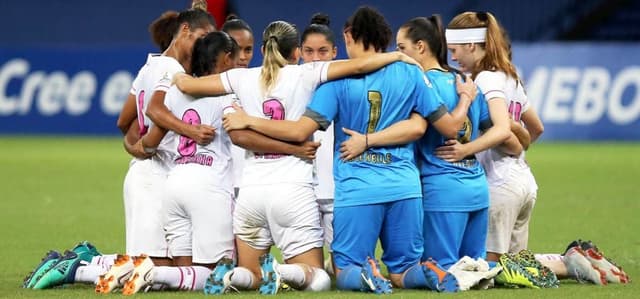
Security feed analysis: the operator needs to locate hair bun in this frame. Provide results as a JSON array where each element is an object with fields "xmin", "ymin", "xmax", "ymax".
[
  {"xmin": 191, "ymin": 0, "xmax": 207, "ymax": 11},
  {"xmin": 310, "ymin": 13, "xmax": 330, "ymax": 26}
]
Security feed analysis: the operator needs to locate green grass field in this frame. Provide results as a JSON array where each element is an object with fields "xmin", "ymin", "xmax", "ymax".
[{"xmin": 0, "ymin": 137, "xmax": 638, "ymax": 298}]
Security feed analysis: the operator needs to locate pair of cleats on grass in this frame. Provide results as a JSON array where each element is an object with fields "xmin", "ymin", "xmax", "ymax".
[{"xmin": 22, "ymin": 241, "xmax": 100, "ymax": 289}]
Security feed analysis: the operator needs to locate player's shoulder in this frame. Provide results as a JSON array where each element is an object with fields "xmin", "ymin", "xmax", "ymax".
[{"xmin": 475, "ymin": 70, "xmax": 506, "ymax": 83}]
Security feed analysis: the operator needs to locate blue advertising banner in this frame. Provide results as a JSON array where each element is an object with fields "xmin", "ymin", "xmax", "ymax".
[{"xmin": 1, "ymin": 43, "xmax": 639, "ymax": 140}]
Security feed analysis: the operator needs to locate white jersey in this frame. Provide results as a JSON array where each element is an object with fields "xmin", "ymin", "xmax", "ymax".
[
  {"xmin": 475, "ymin": 70, "xmax": 536, "ymax": 189},
  {"xmin": 220, "ymin": 62, "xmax": 330, "ymax": 186},
  {"xmin": 130, "ymin": 54, "xmax": 185, "ymax": 171},
  {"xmin": 164, "ymin": 86, "xmax": 236, "ymax": 194},
  {"xmin": 313, "ymin": 123, "xmax": 335, "ymax": 199}
]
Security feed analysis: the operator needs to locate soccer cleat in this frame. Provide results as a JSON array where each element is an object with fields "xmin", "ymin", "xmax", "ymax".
[
  {"xmin": 361, "ymin": 257, "xmax": 392, "ymax": 294},
  {"xmin": 95, "ymin": 254, "xmax": 134, "ymax": 293},
  {"xmin": 421, "ymin": 258, "xmax": 459, "ymax": 292},
  {"xmin": 564, "ymin": 246, "xmax": 607, "ymax": 285},
  {"xmin": 580, "ymin": 241, "xmax": 630, "ymax": 284},
  {"xmin": 513, "ymin": 249, "xmax": 559, "ymax": 288},
  {"xmin": 495, "ymin": 253, "xmax": 540, "ymax": 289},
  {"xmin": 32, "ymin": 241, "xmax": 101, "ymax": 289},
  {"xmin": 122, "ymin": 255, "xmax": 155, "ymax": 295},
  {"xmin": 23, "ymin": 250, "xmax": 62, "ymax": 288},
  {"xmin": 258, "ymin": 253, "xmax": 281, "ymax": 295},
  {"xmin": 204, "ymin": 257, "xmax": 237, "ymax": 295}
]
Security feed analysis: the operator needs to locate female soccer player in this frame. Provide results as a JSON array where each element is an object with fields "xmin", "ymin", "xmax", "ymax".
[
  {"xmin": 300, "ymin": 12, "xmax": 338, "ymax": 275},
  {"xmin": 445, "ymin": 11, "xmax": 543, "ymax": 263},
  {"xmin": 220, "ymin": 7, "xmax": 479, "ymax": 294},
  {"xmin": 173, "ymin": 18, "xmax": 418, "ymax": 294}
]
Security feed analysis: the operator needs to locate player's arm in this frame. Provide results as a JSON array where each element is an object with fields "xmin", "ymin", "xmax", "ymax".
[
  {"xmin": 435, "ymin": 98, "xmax": 512, "ymax": 162},
  {"xmin": 124, "ymin": 125, "xmax": 168, "ymax": 159},
  {"xmin": 145, "ymin": 90, "xmax": 215, "ymax": 145},
  {"xmin": 173, "ymin": 72, "xmax": 227, "ymax": 96},
  {"xmin": 325, "ymin": 51, "xmax": 421, "ymax": 80},
  {"xmin": 521, "ymin": 107, "xmax": 544, "ymax": 143},
  {"xmin": 117, "ymin": 94, "xmax": 137, "ymax": 135},
  {"xmin": 506, "ymin": 120, "xmax": 531, "ymax": 151},
  {"xmin": 339, "ymin": 113, "xmax": 427, "ymax": 161},
  {"xmin": 428, "ymin": 74, "xmax": 477, "ymax": 138},
  {"xmin": 228, "ymin": 130, "xmax": 320, "ymax": 160}
]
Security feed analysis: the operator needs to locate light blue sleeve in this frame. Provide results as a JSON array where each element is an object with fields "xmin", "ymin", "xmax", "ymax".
[
  {"xmin": 412, "ymin": 68, "xmax": 447, "ymax": 123},
  {"xmin": 305, "ymin": 81, "xmax": 340, "ymax": 131}
]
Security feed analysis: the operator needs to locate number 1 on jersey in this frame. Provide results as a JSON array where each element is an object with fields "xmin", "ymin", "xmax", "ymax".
[{"xmin": 367, "ymin": 91, "xmax": 382, "ymax": 133}]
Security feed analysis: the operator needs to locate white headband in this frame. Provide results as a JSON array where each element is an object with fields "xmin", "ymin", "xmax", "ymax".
[{"xmin": 445, "ymin": 28, "xmax": 487, "ymax": 44}]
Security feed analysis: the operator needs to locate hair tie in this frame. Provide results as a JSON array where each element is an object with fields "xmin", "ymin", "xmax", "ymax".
[
  {"xmin": 476, "ymin": 12, "xmax": 488, "ymax": 22},
  {"xmin": 269, "ymin": 35, "xmax": 278, "ymax": 43}
]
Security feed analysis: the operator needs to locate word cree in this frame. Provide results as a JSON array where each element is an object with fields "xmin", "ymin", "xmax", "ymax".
[{"xmin": 0, "ymin": 59, "xmax": 132, "ymax": 116}]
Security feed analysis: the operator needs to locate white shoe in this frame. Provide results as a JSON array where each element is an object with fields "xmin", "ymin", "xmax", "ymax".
[
  {"xmin": 564, "ymin": 247, "xmax": 606, "ymax": 285},
  {"xmin": 122, "ymin": 255, "xmax": 155, "ymax": 295},
  {"xmin": 583, "ymin": 246, "xmax": 630, "ymax": 283},
  {"xmin": 95, "ymin": 254, "xmax": 134, "ymax": 293}
]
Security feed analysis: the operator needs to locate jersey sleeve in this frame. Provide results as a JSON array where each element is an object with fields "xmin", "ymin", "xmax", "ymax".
[
  {"xmin": 153, "ymin": 61, "xmax": 185, "ymax": 93},
  {"xmin": 221, "ymin": 94, "xmax": 239, "ymax": 116},
  {"xmin": 475, "ymin": 71, "xmax": 506, "ymax": 101},
  {"xmin": 477, "ymin": 92, "xmax": 493, "ymax": 131},
  {"xmin": 220, "ymin": 68, "xmax": 246, "ymax": 94},
  {"xmin": 305, "ymin": 81, "xmax": 339, "ymax": 131},
  {"xmin": 302, "ymin": 61, "xmax": 330, "ymax": 89},
  {"xmin": 412, "ymin": 70, "xmax": 447, "ymax": 123},
  {"xmin": 516, "ymin": 81, "xmax": 531, "ymax": 113}
]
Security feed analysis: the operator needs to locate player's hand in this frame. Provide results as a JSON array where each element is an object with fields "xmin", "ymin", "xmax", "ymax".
[
  {"xmin": 294, "ymin": 140, "xmax": 321, "ymax": 160},
  {"xmin": 222, "ymin": 103, "xmax": 251, "ymax": 131},
  {"xmin": 434, "ymin": 139, "xmax": 469, "ymax": 162},
  {"xmin": 396, "ymin": 51, "xmax": 424, "ymax": 71},
  {"xmin": 124, "ymin": 139, "xmax": 154, "ymax": 159},
  {"xmin": 455, "ymin": 74, "xmax": 477, "ymax": 101},
  {"xmin": 339, "ymin": 127, "xmax": 367, "ymax": 161},
  {"xmin": 188, "ymin": 124, "xmax": 216, "ymax": 145}
]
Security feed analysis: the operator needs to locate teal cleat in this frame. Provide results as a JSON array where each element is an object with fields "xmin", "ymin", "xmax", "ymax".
[
  {"xmin": 258, "ymin": 253, "xmax": 281, "ymax": 295},
  {"xmin": 32, "ymin": 241, "xmax": 101, "ymax": 289},
  {"xmin": 204, "ymin": 257, "xmax": 236, "ymax": 295},
  {"xmin": 23, "ymin": 250, "xmax": 62, "ymax": 288}
]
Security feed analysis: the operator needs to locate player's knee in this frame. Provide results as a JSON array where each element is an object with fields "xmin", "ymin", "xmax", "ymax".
[{"xmin": 304, "ymin": 267, "xmax": 331, "ymax": 291}]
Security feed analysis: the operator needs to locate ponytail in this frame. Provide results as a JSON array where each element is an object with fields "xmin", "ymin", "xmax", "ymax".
[{"xmin": 260, "ymin": 21, "xmax": 299, "ymax": 94}]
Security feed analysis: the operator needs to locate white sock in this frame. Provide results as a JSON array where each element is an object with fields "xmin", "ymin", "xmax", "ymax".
[
  {"xmin": 89, "ymin": 254, "xmax": 118, "ymax": 270},
  {"xmin": 230, "ymin": 267, "xmax": 254, "ymax": 290},
  {"xmin": 278, "ymin": 264, "xmax": 308, "ymax": 289},
  {"xmin": 154, "ymin": 266, "xmax": 212, "ymax": 291},
  {"xmin": 304, "ymin": 267, "xmax": 331, "ymax": 291},
  {"xmin": 534, "ymin": 253, "xmax": 564, "ymax": 262},
  {"xmin": 74, "ymin": 264, "xmax": 106, "ymax": 284}
]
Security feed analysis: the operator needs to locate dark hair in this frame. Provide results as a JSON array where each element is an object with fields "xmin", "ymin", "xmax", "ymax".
[
  {"xmin": 401, "ymin": 15, "xmax": 463, "ymax": 77},
  {"xmin": 344, "ymin": 6, "xmax": 391, "ymax": 52},
  {"xmin": 260, "ymin": 21, "xmax": 299, "ymax": 93},
  {"xmin": 191, "ymin": 32, "xmax": 239, "ymax": 77},
  {"xmin": 149, "ymin": 11, "xmax": 179, "ymax": 52},
  {"xmin": 174, "ymin": 8, "xmax": 216, "ymax": 36},
  {"xmin": 221, "ymin": 14, "xmax": 253, "ymax": 34},
  {"xmin": 301, "ymin": 13, "xmax": 336, "ymax": 46}
]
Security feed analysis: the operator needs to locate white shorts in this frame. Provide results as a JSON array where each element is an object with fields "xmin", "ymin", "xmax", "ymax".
[
  {"xmin": 317, "ymin": 197, "xmax": 334, "ymax": 251},
  {"xmin": 486, "ymin": 167, "xmax": 537, "ymax": 254},
  {"xmin": 164, "ymin": 164, "xmax": 235, "ymax": 264},
  {"xmin": 123, "ymin": 159, "xmax": 169, "ymax": 257},
  {"xmin": 233, "ymin": 183, "xmax": 323, "ymax": 260}
]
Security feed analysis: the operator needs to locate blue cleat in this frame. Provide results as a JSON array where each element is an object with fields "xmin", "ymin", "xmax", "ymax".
[
  {"xmin": 258, "ymin": 253, "xmax": 281, "ymax": 295},
  {"xmin": 204, "ymin": 257, "xmax": 236, "ymax": 295},
  {"xmin": 23, "ymin": 250, "xmax": 62, "ymax": 288}
]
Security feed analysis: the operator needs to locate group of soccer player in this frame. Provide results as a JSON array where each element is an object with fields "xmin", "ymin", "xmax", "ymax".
[{"xmin": 22, "ymin": 1, "xmax": 630, "ymax": 295}]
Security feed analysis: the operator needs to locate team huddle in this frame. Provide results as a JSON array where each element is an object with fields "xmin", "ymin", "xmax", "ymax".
[{"xmin": 22, "ymin": 1, "xmax": 630, "ymax": 296}]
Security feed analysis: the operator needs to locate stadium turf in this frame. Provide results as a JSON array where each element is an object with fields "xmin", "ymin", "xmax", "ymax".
[{"xmin": 0, "ymin": 137, "xmax": 638, "ymax": 298}]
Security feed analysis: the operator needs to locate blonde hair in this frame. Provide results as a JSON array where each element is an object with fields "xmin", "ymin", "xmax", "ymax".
[
  {"xmin": 260, "ymin": 21, "xmax": 299, "ymax": 94},
  {"xmin": 448, "ymin": 12, "xmax": 518, "ymax": 81}
]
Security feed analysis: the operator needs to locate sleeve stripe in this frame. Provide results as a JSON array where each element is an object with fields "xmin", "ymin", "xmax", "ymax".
[{"xmin": 425, "ymin": 104, "xmax": 448, "ymax": 124}]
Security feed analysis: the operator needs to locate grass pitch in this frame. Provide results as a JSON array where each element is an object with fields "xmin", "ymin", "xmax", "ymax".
[{"xmin": 0, "ymin": 137, "xmax": 638, "ymax": 298}]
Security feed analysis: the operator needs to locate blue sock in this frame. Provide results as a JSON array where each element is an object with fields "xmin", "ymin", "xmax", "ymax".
[
  {"xmin": 402, "ymin": 264, "xmax": 429, "ymax": 289},
  {"xmin": 336, "ymin": 265, "xmax": 365, "ymax": 291},
  {"xmin": 487, "ymin": 261, "xmax": 498, "ymax": 269}
]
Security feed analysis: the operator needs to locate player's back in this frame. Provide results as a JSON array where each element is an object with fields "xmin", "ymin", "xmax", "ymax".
[
  {"xmin": 220, "ymin": 62, "xmax": 330, "ymax": 186},
  {"xmin": 164, "ymin": 86, "xmax": 235, "ymax": 193}
]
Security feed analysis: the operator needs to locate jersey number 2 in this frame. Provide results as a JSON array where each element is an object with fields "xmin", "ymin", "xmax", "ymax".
[{"xmin": 178, "ymin": 109, "xmax": 201, "ymax": 157}]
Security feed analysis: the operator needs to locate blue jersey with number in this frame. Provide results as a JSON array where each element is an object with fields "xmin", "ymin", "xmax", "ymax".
[
  {"xmin": 418, "ymin": 70, "xmax": 492, "ymax": 212},
  {"xmin": 306, "ymin": 62, "xmax": 446, "ymax": 208}
]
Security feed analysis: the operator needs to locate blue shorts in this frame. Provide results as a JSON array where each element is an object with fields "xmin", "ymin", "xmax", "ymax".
[
  {"xmin": 332, "ymin": 198, "xmax": 423, "ymax": 274},
  {"xmin": 422, "ymin": 208, "xmax": 488, "ymax": 269}
]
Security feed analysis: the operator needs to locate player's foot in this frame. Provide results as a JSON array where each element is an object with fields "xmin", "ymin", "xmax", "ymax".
[
  {"xmin": 360, "ymin": 257, "xmax": 392, "ymax": 294},
  {"xmin": 495, "ymin": 253, "xmax": 540, "ymax": 289},
  {"xmin": 122, "ymin": 255, "xmax": 155, "ymax": 295},
  {"xmin": 564, "ymin": 246, "xmax": 607, "ymax": 285},
  {"xmin": 32, "ymin": 241, "xmax": 101, "ymax": 289},
  {"xmin": 421, "ymin": 258, "xmax": 459, "ymax": 292},
  {"xmin": 258, "ymin": 253, "xmax": 281, "ymax": 295},
  {"xmin": 204, "ymin": 257, "xmax": 237, "ymax": 295},
  {"xmin": 514, "ymin": 249, "xmax": 559, "ymax": 288},
  {"xmin": 95, "ymin": 254, "xmax": 134, "ymax": 293},
  {"xmin": 580, "ymin": 241, "xmax": 630, "ymax": 283},
  {"xmin": 23, "ymin": 250, "xmax": 62, "ymax": 288}
]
